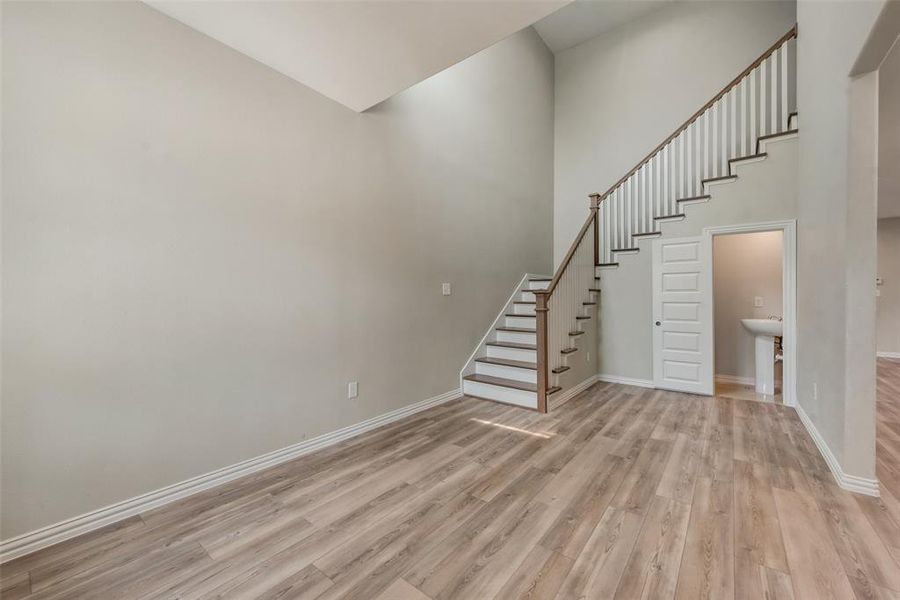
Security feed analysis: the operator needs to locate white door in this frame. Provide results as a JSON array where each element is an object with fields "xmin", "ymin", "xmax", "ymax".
[{"xmin": 652, "ymin": 236, "xmax": 713, "ymax": 395}]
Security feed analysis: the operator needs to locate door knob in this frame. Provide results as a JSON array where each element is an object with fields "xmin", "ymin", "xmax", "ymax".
[{"xmin": 655, "ymin": 321, "xmax": 661, "ymax": 326}]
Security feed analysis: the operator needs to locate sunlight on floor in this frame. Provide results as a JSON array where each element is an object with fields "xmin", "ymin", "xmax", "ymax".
[{"xmin": 469, "ymin": 418, "xmax": 555, "ymax": 439}]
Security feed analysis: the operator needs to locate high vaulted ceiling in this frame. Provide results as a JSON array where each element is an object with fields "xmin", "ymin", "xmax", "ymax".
[
  {"xmin": 146, "ymin": 0, "xmax": 568, "ymax": 113},
  {"xmin": 532, "ymin": 0, "xmax": 672, "ymax": 53}
]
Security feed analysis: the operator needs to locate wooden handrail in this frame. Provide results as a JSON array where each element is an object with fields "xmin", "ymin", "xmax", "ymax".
[
  {"xmin": 539, "ymin": 194, "xmax": 601, "ymax": 299},
  {"xmin": 595, "ymin": 24, "xmax": 797, "ymax": 200}
]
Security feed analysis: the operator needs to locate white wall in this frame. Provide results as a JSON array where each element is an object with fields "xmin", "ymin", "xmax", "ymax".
[
  {"xmin": 553, "ymin": 0, "xmax": 796, "ymax": 265},
  {"xmin": 713, "ymin": 232, "xmax": 784, "ymax": 381},
  {"xmin": 878, "ymin": 218, "xmax": 900, "ymax": 355},
  {"xmin": 0, "ymin": 1, "xmax": 555, "ymax": 539}
]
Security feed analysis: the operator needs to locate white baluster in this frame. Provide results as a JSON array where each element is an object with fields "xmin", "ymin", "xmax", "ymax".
[
  {"xmin": 750, "ymin": 66, "xmax": 758, "ymax": 150},
  {"xmin": 761, "ymin": 58, "xmax": 768, "ymax": 137},
  {"xmin": 740, "ymin": 78, "xmax": 748, "ymax": 155},
  {"xmin": 780, "ymin": 44, "xmax": 788, "ymax": 130}
]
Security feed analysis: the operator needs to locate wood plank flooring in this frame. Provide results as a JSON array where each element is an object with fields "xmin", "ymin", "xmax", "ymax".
[{"xmin": 2, "ymin": 361, "xmax": 900, "ymax": 599}]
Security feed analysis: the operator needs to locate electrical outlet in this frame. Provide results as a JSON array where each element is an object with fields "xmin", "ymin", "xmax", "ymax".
[
  {"xmin": 442, "ymin": 283, "xmax": 451, "ymax": 296},
  {"xmin": 587, "ymin": 351, "xmax": 591, "ymax": 362},
  {"xmin": 348, "ymin": 381, "xmax": 358, "ymax": 399},
  {"xmin": 754, "ymin": 296, "xmax": 764, "ymax": 308},
  {"xmin": 813, "ymin": 383, "xmax": 818, "ymax": 400}
]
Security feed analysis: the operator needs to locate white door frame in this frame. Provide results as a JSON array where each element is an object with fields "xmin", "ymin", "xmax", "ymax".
[{"xmin": 703, "ymin": 219, "xmax": 797, "ymax": 407}]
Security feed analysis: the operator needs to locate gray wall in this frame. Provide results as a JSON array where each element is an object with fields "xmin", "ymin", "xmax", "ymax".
[
  {"xmin": 596, "ymin": 137, "xmax": 799, "ymax": 382},
  {"xmin": 1, "ymin": 2, "xmax": 555, "ymax": 539},
  {"xmin": 878, "ymin": 218, "xmax": 900, "ymax": 354},
  {"xmin": 795, "ymin": 0, "xmax": 885, "ymax": 481},
  {"xmin": 713, "ymin": 232, "xmax": 784, "ymax": 382},
  {"xmin": 553, "ymin": 0, "xmax": 796, "ymax": 266}
]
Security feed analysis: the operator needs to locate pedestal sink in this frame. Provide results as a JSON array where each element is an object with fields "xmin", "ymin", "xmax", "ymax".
[{"xmin": 741, "ymin": 318, "xmax": 782, "ymax": 395}]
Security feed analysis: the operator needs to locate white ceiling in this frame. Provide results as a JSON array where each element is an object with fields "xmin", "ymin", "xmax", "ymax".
[
  {"xmin": 879, "ymin": 36, "xmax": 900, "ymax": 219},
  {"xmin": 532, "ymin": 0, "xmax": 672, "ymax": 54},
  {"xmin": 146, "ymin": 0, "xmax": 568, "ymax": 113}
]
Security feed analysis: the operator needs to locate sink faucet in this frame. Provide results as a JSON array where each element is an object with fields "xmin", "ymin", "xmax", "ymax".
[{"xmin": 767, "ymin": 315, "xmax": 783, "ymax": 321}]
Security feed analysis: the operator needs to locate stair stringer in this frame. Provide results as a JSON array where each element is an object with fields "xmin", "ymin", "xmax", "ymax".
[{"xmin": 595, "ymin": 134, "xmax": 799, "ymax": 382}]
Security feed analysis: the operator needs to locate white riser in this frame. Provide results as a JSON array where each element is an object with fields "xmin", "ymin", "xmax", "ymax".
[
  {"xmin": 487, "ymin": 345, "xmax": 536, "ymax": 362},
  {"xmin": 526, "ymin": 281, "xmax": 550, "ymax": 291},
  {"xmin": 519, "ymin": 291, "xmax": 536, "ymax": 302},
  {"xmin": 496, "ymin": 331, "xmax": 535, "ymax": 345},
  {"xmin": 512, "ymin": 304, "xmax": 535, "ymax": 315},
  {"xmin": 475, "ymin": 362, "xmax": 536, "ymax": 383},
  {"xmin": 462, "ymin": 380, "xmax": 537, "ymax": 409},
  {"xmin": 505, "ymin": 315, "xmax": 535, "ymax": 328}
]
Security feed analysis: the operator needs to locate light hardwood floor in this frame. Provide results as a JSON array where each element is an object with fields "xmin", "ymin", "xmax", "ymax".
[{"xmin": 2, "ymin": 362, "xmax": 900, "ymax": 599}]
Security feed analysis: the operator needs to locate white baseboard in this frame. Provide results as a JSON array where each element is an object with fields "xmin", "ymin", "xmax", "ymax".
[
  {"xmin": 715, "ymin": 374, "xmax": 755, "ymax": 386},
  {"xmin": 0, "ymin": 388, "xmax": 461, "ymax": 564},
  {"xmin": 551, "ymin": 374, "xmax": 600, "ymax": 408},
  {"xmin": 877, "ymin": 351, "xmax": 900, "ymax": 359},
  {"xmin": 596, "ymin": 374, "xmax": 656, "ymax": 389},
  {"xmin": 795, "ymin": 403, "xmax": 880, "ymax": 497}
]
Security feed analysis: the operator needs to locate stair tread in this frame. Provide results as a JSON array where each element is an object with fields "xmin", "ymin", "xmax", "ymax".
[
  {"xmin": 655, "ymin": 214, "xmax": 686, "ymax": 220},
  {"xmin": 547, "ymin": 386, "xmax": 562, "ymax": 395},
  {"xmin": 588, "ymin": 288, "xmax": 602, "ymax": 292},
  {"xmin": 597, "ymin": 262, "xmax": 619, "ymax": 267},
  {"xmin": 758, "ymin": 128, "xmax": 798, "ymax": 142},
  {"xmin": 496, "ymin": 326, "xmax": 536, "ymax": 333},
  {"xmin": 463, "ymin": 373, "xmax": 536, "ymax": 392},
  {"xmin": 552, "ymin": 366, "xmax": 570, "ymax": 374},
  {"xmin": 569, "ymin": 331, "xmax": 585, "ymax": 336},
  {"xmin": 475, "ymin": 356, "xmax": 536, "ymax": 370},
  {"xmin": 514, "ymin": 301, "xmax": 536, "ymax": 305},
  {"xmin": 529, "ymin": 278, "xmax": 552, "ymax": 282},
  {"xmin": 504, "ymin": 313, "xmax": 535, "ymax": 318},
  {"xmin": 487, "ymin": 341, "xmax": 537, "ymax": 350},
  {"xmin": 633, "ymin": 232, "xmax": 661, "ymax": 238},
  {"xmin": 677, "ymin": 194, "xmax": 711, "ymax": 202},
  {"xmin": 612, "ymin": 247, "xmax": 639, "ymax": 252},
  {"xmin": 576, "ymin": 315, "xmax": 592, "ymax": 320},
  {"xmin": 702, "ymin": 174, "xmax": 738, "ymax": 184},
  {"xmin": 561, "ymin": 347, "xmax": 578, "ymax": 354},
  {"xmin": 583, "ymin": 301, "xmax": 596, "ymax": 305},
  {"xmin": 729, "ymin": 152, "xmax": 767, "ymax": 164}
]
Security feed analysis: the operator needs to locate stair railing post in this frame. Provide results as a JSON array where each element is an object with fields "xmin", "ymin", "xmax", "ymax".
[
  {"xmin": 590, "ymin": 193, "xmax": 601, "ymax": 266},
  {"xmin": 534, "ymin": 290, "xmax": 549, "ymax": 413}
]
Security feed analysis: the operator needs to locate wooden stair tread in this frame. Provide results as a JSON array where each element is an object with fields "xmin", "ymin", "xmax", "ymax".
[
  {"xmin": 529, "ymin": 278, "xmax": 551, "ymax": 282},
  {"xmin": 729, "ymin": 152, "xmax": 767, "ymax": 164},
  {"xmin": 597, "ymin": 262, "xmax": 619, "ymax": 267},
  {"xmin": 676, "ymin": 194, "xmax": 711, "ymax": 203},
  {"xmin": 576, "ymin": 315, "xmax": 592, "ymax": 320},
  {"xmin": 560, "ymin": 347, "xmax": 578, "ymax": 355},
  {"xmin": 588, "ymin": 288, "xmax": 601, "ymax": 292},
  {"xmin": 496, "ymin": 326, "xmax": 536, "ymax": 333},
  {"xmin": 655, "ymin": 214, "xmax": 685, "ymax": 221},
  {"xmin": 568, "ymin": 331, "xmax": 585, "ymax": 337},
  {"xmin": 758, "ymin": 129, "xmax": 798, "ymax": 143},
  {"xmin": 504, "ymin": 313, "xmax": 535, "ymax": 318},
  {"xmin": 582, "ymin": 301, "xmax": 596, "ymax": 306},
  {"xmin": 633, "ymin": 232, "xmax": 661, "ymax": 238},
  {"xmin": 547, "ymin": 386, "xmax": 562, "ymax": 395},
  {"xmin": 612, "ymin": 247, "xmax": 639, "ymax": 252},
  {"xmin": 702, "ymin": 174, "xmax": 737, "ymax": 185},
  {"xmin": 486, "ymin": 341, "xmax": 537, "ymax": 350},
  {"xmin": 551, "ymin": 366, "xmax": 570, "ymax": 374},
  {"xmin": 513, "ymin": 301, "xmax": 536, "ymax": 305},
  {"xmin": 474, "ymin": 356, "xmax": 536, "ymax": 370},
  {"xmin": 463, "ymin": 373, "xmax": 536, "ymax": 392}
]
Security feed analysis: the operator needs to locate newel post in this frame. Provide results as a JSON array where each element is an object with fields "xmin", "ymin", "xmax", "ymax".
[
  {"xmin": 590, "ymin": 193, "xmax": 601, "ymax": 267},
  {"xmin": 534, "ymin": 290, "xmax": 549, "ymax": 413}
]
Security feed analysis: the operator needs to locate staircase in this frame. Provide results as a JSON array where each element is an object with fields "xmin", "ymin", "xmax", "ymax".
[{"xmin": 460, "ymin": 25, "xmax": 799, "ymax": 413}]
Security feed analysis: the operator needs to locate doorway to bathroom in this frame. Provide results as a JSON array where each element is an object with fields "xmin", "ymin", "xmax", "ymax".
[{"xmin": 706, "ymin": 221, "xmax": 796, "ymax": 406}]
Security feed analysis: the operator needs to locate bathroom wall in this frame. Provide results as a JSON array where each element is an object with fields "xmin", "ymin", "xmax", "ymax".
[{"xmin": 713, "ymin": 231, "xmax": 784, "ymax": 382}]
